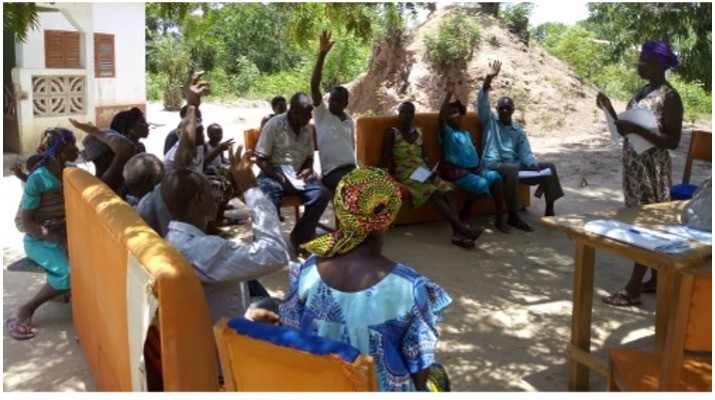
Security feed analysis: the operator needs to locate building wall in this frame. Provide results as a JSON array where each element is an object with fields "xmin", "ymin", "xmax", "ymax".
[
  {"xmin": 10, "ymin": 3, "xmax": 146, "ymax": 153},
  {"xmin": 92, "ymin": 3, "xmax": 146, "ymax": 107}
]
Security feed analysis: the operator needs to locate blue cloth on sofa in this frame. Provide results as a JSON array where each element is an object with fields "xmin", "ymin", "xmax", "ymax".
[
  {"xmin": 227, "ymin": 317, "xmax": 361, "ymax": 363},
  {"xmin": 670, "ymin": 183, "xmax": 698, "ymax": 200}
]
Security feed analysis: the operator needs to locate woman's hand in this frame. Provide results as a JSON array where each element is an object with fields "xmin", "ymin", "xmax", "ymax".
[
  {"xmin": 596, "ymin": 92, "xmax": 612, "ymax": 111},
  {"xmin": 69, "ymin": 118, "xmax": 99, "ymax": 135},
  {"xmin": 614, "ymin": 120, "xmax": 642, "ymax": 137},
  {"xmin": 246, "ymin": 309, "xmax": 280, "ymax": 325}
]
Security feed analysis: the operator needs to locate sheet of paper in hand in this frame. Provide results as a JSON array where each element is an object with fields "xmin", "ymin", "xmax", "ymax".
[
  {"xmin": 618, "ymin": 108, "xmax": 657, "ymax": 155},
  {"xmin": 518, "ymin": 168, "xmax": 552, "ymax": 179},
  {"xmin": 410, "ymin": 162, "xmax": 439, "ymax": 183},
  {"xmin": 280, "ymin": 164, "xmax": 305, "ymax": 190},
  {"xmin": 601, "ymin": 107, "xmax": 621, "ymax": 145}
]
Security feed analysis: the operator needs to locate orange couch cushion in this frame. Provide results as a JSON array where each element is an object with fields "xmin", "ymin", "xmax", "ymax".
[{"xmin": 356, "ymin": 112, "xmax": 530, "ymax": 225}]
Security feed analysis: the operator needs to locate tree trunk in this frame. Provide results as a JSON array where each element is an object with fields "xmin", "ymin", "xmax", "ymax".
[{"xmin": 163, "ymin": 85, "xmax": 183, "ymax": 112}]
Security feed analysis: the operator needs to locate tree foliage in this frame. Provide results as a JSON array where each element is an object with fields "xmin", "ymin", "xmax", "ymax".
[
  {"xmin": 3, "ymin": 2, "xmax": 40, "ymax": 42},
  {"xmin": 587, "ymin": 2, "xmax": 712, "ymax": 91},
  {"xmin": 424, "ymin": 10, "xmax": 481, "ymax": 71},
  {"xmin": 498, "ymin": 2, "xmax": 534, "ymax": 44}
]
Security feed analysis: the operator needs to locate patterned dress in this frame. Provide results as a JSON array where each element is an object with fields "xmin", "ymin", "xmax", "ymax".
[
  {"xmin": 280, "ymin": 256, "xmax": 452, "ymax": 392},
  {"xmin": 392, "ymin": 127, "xmax": 451, "ymax": 208},
  {"xmin": 623, "ymin": 83, "xmax": 679, "ymax": 207}
]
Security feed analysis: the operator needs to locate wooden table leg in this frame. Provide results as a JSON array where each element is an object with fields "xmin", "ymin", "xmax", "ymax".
[
  {"xmin": 655, "ymin": 268, "xmax": 676, "ymax": 352},
  {"xmin": 569, "ymin": 242, "xmax": 596, "ymax": 391}
]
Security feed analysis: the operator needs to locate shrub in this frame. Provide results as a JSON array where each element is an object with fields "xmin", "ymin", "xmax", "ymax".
[
  {"xmin": 146, "ymin": 73, "xmax": 166, "ymax": 101},
  {"xmin": 424, "ymin": 10, "xmax": 481, "ymax": 71},
  {"xmin": 669, "ymin": 75, "xmax": 712, "ymax": 124},
  {"xmin": 498, "ymin": 3, "xmax": 534, "ymax": 44}
]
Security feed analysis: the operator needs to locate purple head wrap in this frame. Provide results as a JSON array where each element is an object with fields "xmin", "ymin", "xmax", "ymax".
[{"xmin": 641, "ymin": 40, "xmax": 679, "ymax": 70}]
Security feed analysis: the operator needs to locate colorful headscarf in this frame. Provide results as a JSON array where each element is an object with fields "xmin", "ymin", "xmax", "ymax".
[
  {"xmin": 641, "ymin": 40, "xmax": 679, "ymax": 71},
  {"xmin": 36, "ymin": 127, "xmax": 76, "ymax": 167},
  {"xmin": 302, "ymin": 167, "xmax": 402, "ymax": 257}
]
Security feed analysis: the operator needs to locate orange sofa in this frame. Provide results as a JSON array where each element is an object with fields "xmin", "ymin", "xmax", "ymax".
[{"xmin": 355, "ymin": 112, "xmax": 530, "ymax": 226}]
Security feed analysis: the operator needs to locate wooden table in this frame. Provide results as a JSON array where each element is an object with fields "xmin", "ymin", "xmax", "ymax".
[{"xmin": 541, "ymin": 201, "xmax": 712, "ymax": 391}]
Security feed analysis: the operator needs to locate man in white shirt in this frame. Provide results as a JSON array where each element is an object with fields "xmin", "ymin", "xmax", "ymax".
[
  {"xmin": 164, "ymin": 124, "xmax": 289, "ymax": 324},
  {"xmin": 311, "ymin": 31, "xmax": 357, "ymax": 190}
]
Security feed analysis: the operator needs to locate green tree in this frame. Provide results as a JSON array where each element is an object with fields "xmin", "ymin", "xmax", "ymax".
[
  {"xmin": 3, "ymin": 2, "xmax": 40, "ymax": 42},
  {"xmin": 498, "ymin": 2, "xmax": 534, "ymax": 44},
  {"xmin": 587, "ymin": 2, "xmax": 712, "ymax": 91}
]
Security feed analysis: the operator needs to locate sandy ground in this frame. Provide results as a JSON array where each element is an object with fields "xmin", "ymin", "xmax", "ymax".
[{"xmin": 2, "ymin": 100, "xmax": 711, "ymax": 392}]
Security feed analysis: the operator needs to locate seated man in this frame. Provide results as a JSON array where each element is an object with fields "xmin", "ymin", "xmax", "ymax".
[
  {"xmin": 122, "ymin": 153, "xmax": 165, "ymax": 207},
  {"xmin": 255, "ymin": 92, "xmax": 330, "ymax": 252},
  {"xmin": 163, "ymin": 120, "xmax": 289, "ymax": 324},
  {"xmin": 260, "ymin": 96, "xmax": 287, "ymax": 131},
  {"xmin": 310, "ymin": 31, "xmax": 357, "ymax": 190},
  {"xmin": 478, "ymin": 60, "xmax": 564, "ymax": 230}
]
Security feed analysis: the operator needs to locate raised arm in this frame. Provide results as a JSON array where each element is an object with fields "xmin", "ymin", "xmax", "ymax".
[
  {"xmin": 203, "ymin": 138, "xmax": 235, "ymax": 169},
  {"xmin": 438, "ymin": 83, "xmax": 456, "ymax": 136},
  {"xmin": 482, "ymin": 60, "xmax": 501, "ymax": 92},
  {"xmin": 69, "ymin": 118, "xmax": 135, "ymax": 190},
  {"xmin": 379, "ymin": 127, "xmax": 396, "ymax": 171},
  {"xmin": 311, "ymin": 31, "xmax": 334, "ymax": 106}
]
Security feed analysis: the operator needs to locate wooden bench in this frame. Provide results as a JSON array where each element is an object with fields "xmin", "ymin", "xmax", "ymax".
[{"xmin": 355, "ymin": 112, "xmax": 530, "ymax": 226}]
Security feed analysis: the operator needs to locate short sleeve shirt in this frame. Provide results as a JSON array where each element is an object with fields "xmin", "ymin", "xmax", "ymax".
[
  {"xmin": 255, "ymin": 113, "xmax": 314, "ymax": 171},
  {"xmin": 313, "ymin": 103, "xmax": 356, "ymax": 175},
  {"xmin": 163, "ymin": 142, "xmax": 205, "ymax": 174}
]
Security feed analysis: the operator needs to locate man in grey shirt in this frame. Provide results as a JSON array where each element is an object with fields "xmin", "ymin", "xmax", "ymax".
[
  {"xmin": 165, "ymin": 111, "xmax": 289, "ymax": 323},
  {"xmin": 255, "ymin": 92, "xmax": 330, "ymax": 253}
]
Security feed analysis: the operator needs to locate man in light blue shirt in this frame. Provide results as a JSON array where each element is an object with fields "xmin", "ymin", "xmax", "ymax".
[
  {"xmin": 164, "ymin": 111, "xmax": 289, "ymax": 323},
  {"xmin": 477, "ymin": 60, "xmax": 564, "ymax": 226}
]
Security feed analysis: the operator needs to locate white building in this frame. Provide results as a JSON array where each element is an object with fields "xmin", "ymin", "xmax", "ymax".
[{"xmin": 4, "ymin": 2, "xmax": 146, "ymax": 154}]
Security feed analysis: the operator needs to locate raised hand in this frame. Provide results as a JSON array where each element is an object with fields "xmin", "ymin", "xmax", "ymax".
[
  {"xmin": 487, "ymin": 60, "xmax": 502, "ymax": 78},
  {"xmin": 187, "ymin": 70, "xmax": 209, "ymax": 107},
  {"xmin": 596, "ymin": 92, "xmax": 613, "ymax": 111},
  {"xmin": 218, "ymin": 138, "xmax": 235, "ymax": 151},
  {"xmin": 319, "ymin": 30, "xmax": 335, "ymax": 54},
  {"xmin": 446, "ymin": 82, "xmax": 456, "ymax": 96},
  {"xmin": 69, "ymin": 118, "xmax": 99, "ymax": 135},
  {"xmin": 227, "ymin": 144, "xmax": 258, "ymax": 193}
]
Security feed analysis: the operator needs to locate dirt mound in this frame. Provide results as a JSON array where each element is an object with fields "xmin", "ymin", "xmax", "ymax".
[{"xmin": 346, "ymin": 7, "xmax": 608, "ymax": 138}]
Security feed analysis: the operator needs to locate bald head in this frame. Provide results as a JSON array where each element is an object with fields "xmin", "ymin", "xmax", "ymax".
[
  {"xmin": 497, "ymin": 96, "xmax": 515, "ymax": 125},
  {"xmin": 288, "ymin": 92, "xmax": 313, "ymax": 127},
  {"xmin": 161, "ymin": 168, "xmax": 214, "ymax": 222},
  {"xmin": 123, "ymin": 153, "xmax": 164, "ymax": 198}
]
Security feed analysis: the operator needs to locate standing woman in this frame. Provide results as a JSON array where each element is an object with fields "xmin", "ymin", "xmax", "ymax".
[
  {"xmin": 597, "ymin": 40, "xmax": 683, "ymax": 307},
  {"xmin": 5, "ymin": 128, "xmax": 80, "ymax": 340}
]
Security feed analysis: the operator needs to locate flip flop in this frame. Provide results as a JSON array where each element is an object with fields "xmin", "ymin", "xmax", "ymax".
[
  {"xmin": 451, "ymin": 235, "xmax": 476, "ymax": 249},
  {"xmin": 5, "ymin": 317, "xmax": 35, "ymax": 340},
  {"xmin": 602, "ymin": 290, "xmax": 641, "ymax": 307}
]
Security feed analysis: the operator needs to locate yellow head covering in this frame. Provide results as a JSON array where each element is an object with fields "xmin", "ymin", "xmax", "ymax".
[{"xmin": 302, "ymin": 167, "xmax": 402, "ymax": 257}]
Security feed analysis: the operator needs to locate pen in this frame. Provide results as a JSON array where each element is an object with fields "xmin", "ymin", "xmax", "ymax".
[{"xmin": 628, "ymin": 228, "xmax": 641, "ymax": 235}]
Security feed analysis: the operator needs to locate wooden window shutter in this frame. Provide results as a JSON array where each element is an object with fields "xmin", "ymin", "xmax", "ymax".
[
  {"xmin": 45, "ymin": 30, "xmax": 81, "ymax": 68},
  {"xmin": 94, "ymin": 33, "xmax": 115, "ymax": 78}
]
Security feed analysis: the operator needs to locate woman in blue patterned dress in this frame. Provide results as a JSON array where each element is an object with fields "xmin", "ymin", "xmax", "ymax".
[{"xmin": 279, "ymin": 167, "xmax": 452, "ymax": 391}]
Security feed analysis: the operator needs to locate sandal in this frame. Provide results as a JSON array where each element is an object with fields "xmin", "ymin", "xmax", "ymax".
[
  {"xmin": 602, "ymin": 290, "xmax": 641, "ymax": 307},
  {"xmin": 507, "ymin": 217, "xmax": 534, "ymax": 232},
  {"xmin": 495, "ymin": 221, "xmax": 512, "ymax": 234},
  {"xmin": 451, "ymin": 235, "xmax": 476, "ymax": 249},
  {"xmin": 5, "ymin": 317, "xmax": 35, "ymax": 340}
]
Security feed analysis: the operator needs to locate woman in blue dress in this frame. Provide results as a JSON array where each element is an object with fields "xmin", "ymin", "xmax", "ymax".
[
  {"xmin": 5, "ymin": 128, "xmax": 79, "ymax": 340},
  {"xmin": 438, "ymin": 83, "xmax": 511, "ymax": 234},
  {"xmin": 278, "ymin": 167, "xmax": 452, "ymax": 391}
]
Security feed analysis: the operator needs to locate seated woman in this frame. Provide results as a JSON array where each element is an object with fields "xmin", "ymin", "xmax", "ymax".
[
  {"xmin": 5, "ymin": 128, "xmax": 79, "ymax": 340},
  {"xmin": 438, "ymin": 83, "xmax": 510, "ymax": 234},
  {"xmin": 380, "ymin": 101, "xmax": 481, "ymax": 248},
  {"xmin": 278, "ymin": 167, "xmax": 452, "ymax": 391}
]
